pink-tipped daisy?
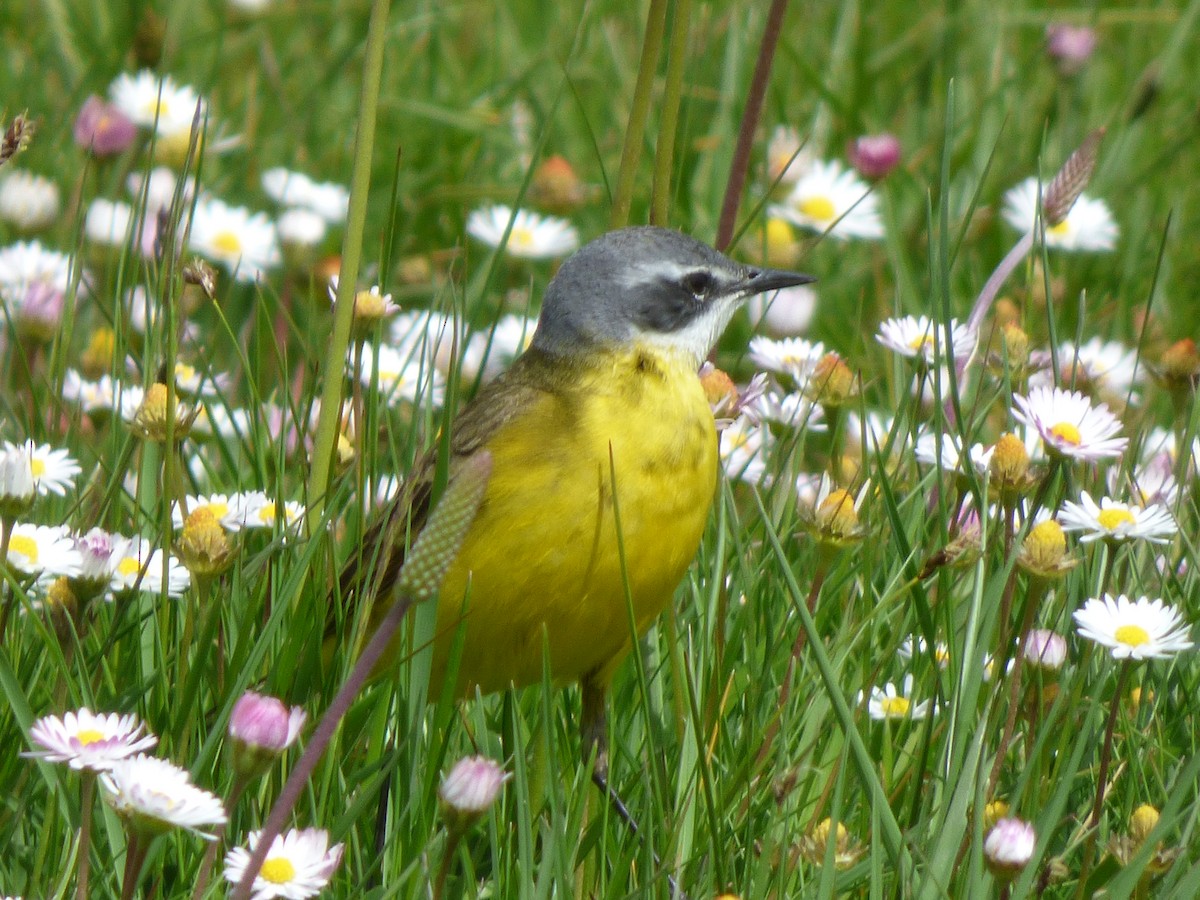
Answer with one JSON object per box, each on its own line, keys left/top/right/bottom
{"left": 876, "top": 315, "right": 977, "bottom": 366}
{"left": 223, "top": 827, "right": 344, "bottom": 900}
{"left": 26, "top": 708, "right": 158, "bottom": 771}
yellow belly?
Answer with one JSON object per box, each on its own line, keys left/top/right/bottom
{"left": 429, "top": 346, "right": 717, "bottom": 695}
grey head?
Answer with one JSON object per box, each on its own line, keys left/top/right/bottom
{"left": 531, "top": 226, "right": 815, "bottom": 366}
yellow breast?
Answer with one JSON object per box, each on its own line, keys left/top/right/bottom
{"left": 430, "top": 345, "right": 718, "bottom": 695}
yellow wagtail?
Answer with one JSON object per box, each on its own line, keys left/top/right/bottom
{"left": 344, "top": 224, "right": 814, "bottom": 773}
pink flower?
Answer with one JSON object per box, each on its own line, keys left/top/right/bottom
{"left": 228, "top": 691, "right": 305, "bottom": 778}
{"left": 74, "top": 96, "right": 137, "bottom": 157}
{"left": 847, "top": 133, "right": 901, "bottom": 179}
{"left": 1045, "top": 24, "right": 1097, "bottom": 75}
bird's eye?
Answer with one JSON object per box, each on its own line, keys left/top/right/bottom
{"left": 680, "top": 271, "right": 713, "bottom": 298}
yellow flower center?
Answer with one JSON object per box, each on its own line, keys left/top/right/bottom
{"left": 879, "top": 696, "right": 910, "bottom": 717}
{"left": 75, "top": 729, "right": 105, "bottom": 746}
{"left": 201, "top": 502, "right": 229, "bottom": 520}
{"left": 353, "top": 289, "right": 389, "bottom": 320}
{"left": 117, "top": 556, "right": 142, "bottom": 578}
{"left": 990, "top": 433, "right": 1030, "bottom": 485}
{"left": 798, "top": 195, "right": 836, "bottom": 222}
{"left": 765, "top": 217, "right": 795, "bottom": 251}
{"left": 141, "top": 99, "right": 166, "bottom": 119}
{"left": 1097, "top": 508, "right": 1136, "bottom": 530}
{"left": 257, "top": 502, "right": 277, "bottom": 524}
{"left": 817, "top": 488, "right": 859, "bottom": 536}
{"left": 212, "top": 230, "right": 243, "bottom": 256}
{"left": 1114, "top": 624, "right": 1150, "bottom": 647}
{"left": 1022, "top": 519, "right": 1067, "bottom": 569}
{"left": 908, "top": 334, "right": 933, "bottom": 352}
{"left": 30, "top": 458, "right": 45, "bottom": 477}
{"left": 1048, "top": 421, "right": 1081, "bottom": 445}
{"left": 1130, "top": 804, "right": 1160, "bottom": 842}
{"left": 9, "top": 535, "right": 37, "bottom": 564}
{"left": 1047, "top": 220, "right": 1071, "bottom": 238}
{"left": 260, "top": 856, "right": 296, "bottom": 885}
{"left": 510, "top": 226, "right": 535, "bottom": 249}
{"left": 176, "top": 363, "right": 196, "bottom": 383}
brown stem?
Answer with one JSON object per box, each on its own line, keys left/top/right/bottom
{"left": 75, "top": 772, "right": 96, "bottom": 900}
{"left": 715, "top": 0, "right": 790, "bottom": 251}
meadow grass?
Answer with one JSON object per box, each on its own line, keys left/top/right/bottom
{"left": 2, "top": 0, "right": 1200, "bottom": 897}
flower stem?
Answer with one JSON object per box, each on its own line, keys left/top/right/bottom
{"left": 120, "top": 832, "right": 149, "bottom": 900}
{"left": 75, "top": 772, "right": 96, "bottom": 900}
{"left": 649, "top": 0, "right": 691, "bottom": 226}
{"left": 609, "top": 0, "right": 669, "bottom": 230}
{"left": 192, "top": 776, "right": 248, "bottom": 900}
{"left": 432, "top": 829, "right": 464, "bottom": 900}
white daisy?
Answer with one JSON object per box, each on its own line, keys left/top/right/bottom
{"left": 174, "top": 361, "right": 230, "bottom": 397}
{"left": 765, "top": 125, "right": 812, "bottom": 187}
{"left": 188, "top": 196, "right": 281, "bottom": 283}
{"left": 354, "top": 343, "right": 447, "bottom": 408}
{"left": 1030, "top": 338, "right": 1141, "bottom": 401}
{"left": 276, "top": 208, "right": 328, "bottom": 250}
{"left": 192, "top": 404, "right": 254, "bottom": 442}
{"left": 897, "top": 636, "right": 952, "bottom": 669}
{"left": 223, "top": 827, "right": 344, "bottom": 900}
{"left": 846, "top": 410, "right": 902, "bottom": 456}
{"left": 108, "top": 537, "right": 191, "bottom": 598}
{"left": 913, "top": 431, "right": 992, "bottom": 477}
{"left": 84, "top": 198, "right": 137, "bottom": 248}
{"left": 769, "top": 159, "right": 883, "bottom": 240}
{"left": 1121, "top": 452, "right": 1178, "bottom": 507}
{"left": 127, "top": 167, "right": 195, "bottom": 214}
{"left": 1012, "top": 385, "right": 1127, "bottom": 462}
{"left": 1059, "top": 491, "right": 1175, "bottom": 544}
{"left": 0, "top": 444, "right": 35, "bottom": 513}
{"left": 171, "top": 494, "right": 246, "bottom": 531}
{"left": 108, "top": 70, "right": 205, "bottom": 137}
{"left": 0, "top": 240, "right": 76, "bottom": 309}
{"left": 25, "top": 708, "right": 157, "bottom": 771}
{"left": 466, "top": 204, "right": 579, "bottom": 259}
{"left": 719, "top": 415, "right": 770, "bottom": 483}
{"left": 7, "top": 524, "right": 82, "bottom": 579}
{"left": 388, "top": 308, "right": 456, "bottom": 367}
{"left": 1001, "top": 176, "right": 1117, "bottom": 251}
{"left": 0, "top": 170, "right": 61, "bottom": 231}
{"left": 261, "top": 168, "right": 349, "bottom": 223}
{"left": 100, "top": 754, "right": 226, "bottom": 838}
{"left": 1, "top": 440, "right": 81, "bottom": 497}
{"left": 236, "top": 492, "right": 303, "bottom": 531}
{"left": 746, "top": 336, "right": 825, "bottom": 384}
{"left": 752, "top": 388, "right": 826, "bottom": 431}
{"left": 1073, "top": 594, "right": 1193, "bottom": 660}
{"left": 862, "top": 674, "right": 932, "bottom": 720}
{"left": 876, "top": 315, "right": 977, "bottom": 365}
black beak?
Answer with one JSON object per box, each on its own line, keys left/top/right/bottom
{"left": 740, "top": 267, "right": 817, "bottom": 296}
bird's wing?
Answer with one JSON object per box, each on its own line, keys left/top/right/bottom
{"left": 335, "top": 355, "right": 556, "bottom": 625}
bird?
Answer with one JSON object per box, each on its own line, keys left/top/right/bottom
{"left": 340, "top": 224, "right": 814, "bottom": 776}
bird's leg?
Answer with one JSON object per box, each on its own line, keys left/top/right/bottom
{"left": 581, "top": 676, "right": 689, "bottom": 900}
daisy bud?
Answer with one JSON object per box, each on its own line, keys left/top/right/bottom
{"left": 177, "top": 507, "right": 235, "bottom": 577}
{"left": 73, "top": 96, "right": 137, "bottom": 157}
{"left": 1045, "top": 24, "right": 1097, "bottom": 75}
{"left": 43, "top": 576, "right": 80, "bottom": 644}
{"left": 438, "top": 756, "right": 509, "bottom": 835}
{"left": 999, "top": 323, "right": 1030, "bottom": 373}
{"left": 1, "top": 113, "right": 36, "bottom": 167}
{"left": 182, "top": 258, "right": 217, "bottom": 301}
{"left": 228, "top": 691, "right": 306, "bottom": 779}
{"left": 988, "top": 433, "right": 1032, "bottom": 504}
{"left": 699, "top": 365, "right": 738, "bottom": 411}
{"left": 816, "top": 488, "right": 860, "bottom": 540}
{"left": 798, "top": 817, "right": 866, "bottom": 869}
{"left": 130, "top": 383, "right": 192, "bottom": 443}
{"left": 531, "top": 154, "right": 587, "bottom": 213}
{"left": 1023, "top": 629, "right": 1068, "bottom": 672}
{"left": 80, "top": 327, "right": 117, "bottom": 379}
{"left": 1157, "top": 338, "right": 1200, "bottom": 400}
{"left": 805, "top": 352, "right": 857, "bottom": 408}
{"left": 1018, "top": 518, "right": 1074, "bottom": 579}
{"left": 847, "top": 133, "right": 901, "bottom": 179}
{"left": 984, "top": 817, "right": 1036, "bottom": 882}
{"left": 1129, "top": 804, "right": 1160, "bottom": 845}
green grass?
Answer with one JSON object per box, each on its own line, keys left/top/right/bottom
{"left": 3, "top": 0, "right": 1200, "bottom": 897}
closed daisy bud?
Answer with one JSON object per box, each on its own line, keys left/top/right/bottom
{"left": 1000, "top": 323, "right": 1030, "bottom": 373}
{"left": 438, "top": 756, "right": 509, "bottom": 834}
{"left": 74, "top": 95, "right": 137, "bottom": 157}
{"left": 228, "top": 691, "right": 306, "bottom": 779}
{"left": 1129, "top": 805, "right": 1160, "bottom": 844}
{"left": 984, "top": 817, "right": 1036, "bottom": 882}
{"left": 1018, "top": 517, "right": 1075, "bottom": 579}
{"left": 1023, "top": 629, "right": 1067, "bottom": 672}
{"left": 42, "top": 576, "right": 80, "bottom": 644}
{"left": 847, "top": 133, "right": 901, "bottom": 179}
{"left": 530, "top": 154, "right": 587, "bottom": 213}
{"left": 177, "top": 507, "right": 235, "bottom": 577}
{"left": 988, "top": 433, "right": 1034, "bottom": 505}
{"left": 804, "top": 352, "right": 857, "bottom": 408}
{"left": 797, "top": 817, "right": 866, "bottom": 869}
{"left": 1158, "top": 338, "right": 1200, "bottom": 382}
{"left": 130, "top": 383, "right": 192, "bottom": 442}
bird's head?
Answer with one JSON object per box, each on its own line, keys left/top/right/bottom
{"left": 531, "top": 226, "right": 816, "bottom": 368}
